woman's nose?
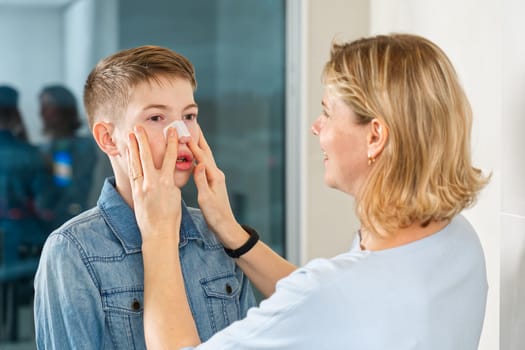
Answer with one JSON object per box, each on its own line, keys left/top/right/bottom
{"left": 311, "top": 118, "right": 320, "bottom": 136}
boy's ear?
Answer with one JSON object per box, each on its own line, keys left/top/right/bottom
{"left": 367, "top": 118, "right": 388, "bottom": 159}
{"left": 93, "top": 121, "right": 120, "bottom": 156}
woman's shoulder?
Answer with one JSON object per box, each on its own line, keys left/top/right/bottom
{"left": 285, "top": 214, "right": 485, "bottom": 292}
{"left": 409, "top": 214, "right": 485, "bottom": 260}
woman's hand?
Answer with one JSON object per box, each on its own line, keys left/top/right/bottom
{"left": 129, "top": 126, "right": 200, "bottom": 349}
{"left": 128, "top": 126, "right": 182, "bottom": 243}
{"left": 188, "top": 127, "right": 239, "bottom": 239}
{"left": 189, "top": 126, "right": 297, "bottom": 297}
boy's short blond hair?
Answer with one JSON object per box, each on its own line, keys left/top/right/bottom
{"left": 323, "top": 34, "right": 489, "bottom": 235}
{"left": 84, "top": 45, "right": 196, "bottom": 128}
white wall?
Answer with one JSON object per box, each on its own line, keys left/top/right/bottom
{"left": 0, "top": 7, "right": 63, "bottom": 143}
{"left": 0, "top": 0, "right": 118, "bottom": 141}
{"left": 500, "top": 0, "right": 525, "bottom": 348}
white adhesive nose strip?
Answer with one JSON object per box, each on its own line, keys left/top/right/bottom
{"left": 164, "top": 120, "right": 191, "bottom": 139}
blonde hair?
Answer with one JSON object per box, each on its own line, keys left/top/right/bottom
{"left": 323, "top": 34, "right": 489, "bottom": 235}
{"left": 83, "top": 45, "right": 196, "bottom": 128}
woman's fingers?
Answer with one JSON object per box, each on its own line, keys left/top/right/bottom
{"left": 187, "top": 137, "right": 206, "bottom": 165}
{"left": 128, "top": 131, "right": 144, "bottom": 186}
{"left": 187, "top": 131, "right": 217, "bottom": 187}
{"left": 187, "top": 125, "right": 216, "bottom": 167}
{"left": 128, "top": 133, "right": 144, "bottom": 194}
{"left": 128, "top": 125, "right": 183, "bottom": 242}
{"left": 133, "top": 125, "right": 155, "bottom": 181}
{"left": 161, "top": 127, "right": 179, "bottom": 176}
{"left": 197, "top": 127, "right": 217, "bottom": 166}
{"left": 192, "top": 163, "right": 210, "bottom": 196}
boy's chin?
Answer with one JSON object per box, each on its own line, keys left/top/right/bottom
{"left": 173, "top": 172, "right": 192, "bottom": 188}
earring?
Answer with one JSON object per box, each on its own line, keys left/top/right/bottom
{"left": 367, "top": 152, "right": 375, "bottom": 166}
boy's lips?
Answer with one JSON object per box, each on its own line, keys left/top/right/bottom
{"left": 176, "top": 151, "right": 194, "bottom": 171}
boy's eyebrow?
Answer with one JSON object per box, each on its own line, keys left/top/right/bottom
{"left": 183, "top": 103, "right": 199, "bottom": 110}
{"left": 142, "top": 103, "right": 199, "bottom": 111}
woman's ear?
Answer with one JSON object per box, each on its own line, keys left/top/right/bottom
{"left": 93, "top": 121, "right": 120, "bottom": 156}
{"left": 367, "top": 119, "right": 388, "bottom": 160}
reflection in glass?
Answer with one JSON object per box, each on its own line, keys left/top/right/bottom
{"left": 0, "top": 0, "right": 285, "bottom": 347}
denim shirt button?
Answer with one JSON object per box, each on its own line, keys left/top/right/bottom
{"left": 225, "top": 283, "right": 233, "bottom": 295}
{"left": 132, "top": 299, "right": 141, "bottom": 311}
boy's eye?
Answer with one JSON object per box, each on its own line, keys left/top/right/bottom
{"left": 183, "top": 113, "right": 197, "bottom": 121}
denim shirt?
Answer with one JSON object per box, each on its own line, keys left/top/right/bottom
{"left": 34, "top": 177, "right": 256, "bottom": 350}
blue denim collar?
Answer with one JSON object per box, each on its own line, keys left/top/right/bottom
{"left": 97, "top": 177, "right": 203, "bottom": 253}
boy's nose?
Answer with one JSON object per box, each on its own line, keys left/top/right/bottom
{"left": 178, "top": 136, "right": 191, "bottom": 144}
{"left": 164, "top": 120, "right": 191, "bottom": 140}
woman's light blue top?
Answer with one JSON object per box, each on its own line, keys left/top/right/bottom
{"left": 184, "top": 214, "right": 487, "bottom": 349}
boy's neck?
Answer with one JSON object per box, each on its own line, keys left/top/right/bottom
{"left": 113, "top": 170, "right": 135, "bottom": 209}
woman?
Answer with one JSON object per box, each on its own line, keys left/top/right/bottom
{"left": 128, "top": 34, "right": 490, "bottom": 349}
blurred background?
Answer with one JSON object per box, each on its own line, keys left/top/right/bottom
{"left": 1, "top": 0, "right": 523, "bottom": 349}
{"left": 1, "top": 0, "right": 287, "bottom": 347}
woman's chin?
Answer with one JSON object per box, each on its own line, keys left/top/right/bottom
{"left": 324, "top": 175, "right": 337, "bottom": 189}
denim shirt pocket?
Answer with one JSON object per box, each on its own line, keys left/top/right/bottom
{"left": 102, "top": 288, "right": 145, "bottom": 350}
{"left": 200, "top": 273, "right": 242, "bottom": 333}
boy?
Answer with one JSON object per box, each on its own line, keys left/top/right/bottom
{"left": 34, "top": 46, "right": 256, "bottom": 349}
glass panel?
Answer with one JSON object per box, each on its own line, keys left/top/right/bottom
{"left": 0, "top": 0, "right": 285, "bottom": 347}
{"left": 120, "top": 0, "right": 286, "bottom": 255}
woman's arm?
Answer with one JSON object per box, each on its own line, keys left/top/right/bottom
{"left": 128, "top": 126, "right": 200, "bottom": 349}
{"left": 207, "top": 221, "right": 296, "bottom": 297}
{"left": 141, "top": 239, "right": 199, "bottom": 349}
{"left": 188, "top": 129, "right": 297, "bottom": 297}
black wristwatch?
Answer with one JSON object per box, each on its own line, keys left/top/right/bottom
{"left": 224, "top": 225, "right": 260, "bottom": 259}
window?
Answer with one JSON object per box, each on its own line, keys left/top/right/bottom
{"left": 0, "top": 0, "right": 285, "bottom": 347}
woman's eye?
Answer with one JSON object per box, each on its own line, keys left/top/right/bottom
{"left": 183, "top": 113, "right": 197, "bottom": 121}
